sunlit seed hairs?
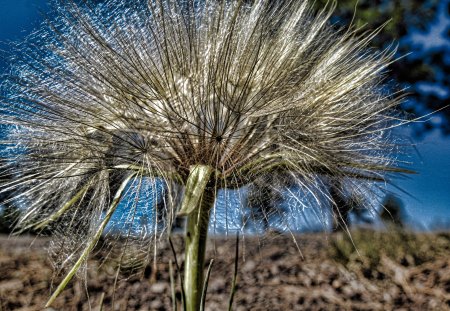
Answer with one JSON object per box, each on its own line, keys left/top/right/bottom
{"left": 1, "top": 0, "right": 408, "bottom": 271}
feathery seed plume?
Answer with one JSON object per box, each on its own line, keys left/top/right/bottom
{"left": 0, "top": 0, "right": 409, "bottom": 308}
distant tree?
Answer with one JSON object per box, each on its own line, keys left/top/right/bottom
{"left": 330, "top": 182, "right": 373, "bottom": 232}
{"left": 380, "top": 194, "right": 405, "bottom": 227}
{"left": 245, "top": 173, "right": 289, "bottom": 231}
{"left": 317, "top": 0, "right": 449, "bottom": 134}
{"left": 351, "top": 203, "right": 374, "bottom": 225}
{"left": 0, "top": 204, "right": 20, "bottom": 234}
{"left": 0, "top": 169, "right": 20, "bottom": 234}
{"left": 329, "top": 182, "right": 352, "bottom": 232}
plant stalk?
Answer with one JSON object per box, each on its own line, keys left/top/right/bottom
{"left": 182, "top": 165, "right": 215, "bottom": 311}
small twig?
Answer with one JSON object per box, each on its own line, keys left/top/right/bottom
{"left": 169, "top": 259, "right": 177, "bottom": 311}
{"left": 169, "top": 236, "right": 186, "bottom": 311}
{"left": 200, "top": 259, "right": 215, "bottom": 311}
{"left": 227, "top": 232, "right": 239, "bottom": 311}
{"left": 111, "top": 263, "right": 121, "bottom": 311}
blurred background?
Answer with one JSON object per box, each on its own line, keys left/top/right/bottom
{"left": 315, "top": 0, "right": 450, "bottom": 231}
{"left": 0, "top": 0, "right": 449, "bottom": 233}
{"left": 317, "top": 0, "right": 450, "bottom": 232}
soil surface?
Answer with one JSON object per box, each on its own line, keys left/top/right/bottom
{"left": 0, "top": 232, "right": 449, "bottom": 311}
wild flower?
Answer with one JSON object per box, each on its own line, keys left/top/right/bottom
{"left": 0, "top": 0, "right": 410, "bottom": 309}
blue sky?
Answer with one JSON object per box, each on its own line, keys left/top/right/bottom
{"left": 391, "top": 127, "right": 450, "bottom": 229}
{"left": 0, "top": 0, "right": 449, "bottom": 231}
{"left": 0, "top": 0, "right": 48, "bottom": 44}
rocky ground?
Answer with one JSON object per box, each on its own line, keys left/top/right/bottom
{"left": 0, "top": 230, "right": 449, "bottom": 311}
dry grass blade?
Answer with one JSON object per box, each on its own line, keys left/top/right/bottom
{"left": 98, "top": 292, "right": 105, "bottom": 311}
{"left": 169, "top": 259, "right": 177, "bottom": 311}
{"left": 169, "top": 236, "right": 186, "bottom": 311}
{"left": 45, "top": 173, "right": 136, "bottom": 307}
{"left": 228, "top": 233, "right": 240, "bottom": 311}
{"left": 200, "top": 259, "right": 215, "bottom": 311}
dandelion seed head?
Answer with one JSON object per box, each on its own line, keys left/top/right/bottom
{"left": 1, "top": 0, "right": 408, "bottom": 273}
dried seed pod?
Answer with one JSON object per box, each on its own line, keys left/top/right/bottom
{"left": 0, "top": 0, "right": 409, "bottom": 298}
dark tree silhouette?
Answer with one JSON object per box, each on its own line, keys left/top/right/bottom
{"left": 244, "top": 172, "right": 292, "bottom": 231}
{"left": 380, "top": 194, "right": 405, "bottom": 227}
{"left": 317, "top": 0, "right": 449, "bottom": 134}
{"left": 246, "top": 0, "right": 446, "bottom": 233}
{"left": 0, "top": 202, "right": 20, "bottom": 234}
{"left": 330, "top": 182, "right": 373, "bottom": 232}
{"left": 330, "top": 183, "right": 352, "bottom": 232}
{"left": 0, "top": 168, "right": 20, "bottom": 234}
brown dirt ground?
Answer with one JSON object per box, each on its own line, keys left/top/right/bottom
{"left": 0, "top": 232, "right": 449, "bottom": 311}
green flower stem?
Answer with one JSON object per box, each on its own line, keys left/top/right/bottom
{"left": 181, "top": 165, "right": 215, "bottom": 311}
